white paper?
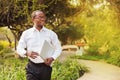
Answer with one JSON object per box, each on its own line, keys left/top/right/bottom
{"left": 28, "top": 40, "right": 55, "bottom": 63}
{"left": 39, "top": 40, "right": 55, "bottom": 60}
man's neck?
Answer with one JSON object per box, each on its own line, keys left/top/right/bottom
{"left": 35, "top": 25, "right": 43, "bottom": 31}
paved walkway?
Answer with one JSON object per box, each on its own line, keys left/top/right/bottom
{"left": 77, "top": 60, "right": 120, "bottom": 80}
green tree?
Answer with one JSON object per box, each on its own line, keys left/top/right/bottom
{"left": 0, "top": 0, "right": 81, "bottom": 40}
{"left": 75, "top": 0, "right": 120, "bottom": 55}
{"left": 55, "top": 22, "right": 84, "bottom": 45}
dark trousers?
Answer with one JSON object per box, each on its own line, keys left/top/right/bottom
{"left": 25, "top": 60, "right": 52, "bottom": 80}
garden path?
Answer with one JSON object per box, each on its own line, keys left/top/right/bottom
{"left": 77, "top": 60, "right": 120, "bottom": 80}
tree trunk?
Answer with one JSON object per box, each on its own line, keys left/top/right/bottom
{"left": 5, "top": 34, "right": 12, "bottom": 48}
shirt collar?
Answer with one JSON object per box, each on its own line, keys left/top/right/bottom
{"left": 32, "top": 25, "right": 46, "bottom": 32}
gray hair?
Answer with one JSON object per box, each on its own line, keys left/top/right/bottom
{"left": 31, "top": 10, "right": 45, "bottom": 19}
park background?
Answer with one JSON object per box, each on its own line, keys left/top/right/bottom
{"left": 0, "top": 0, "right": 120, "bottom": 80}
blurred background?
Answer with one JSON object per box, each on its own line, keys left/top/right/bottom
{"left": 0, "top": 0, "right": 120, "bottom": 80}
{"left": 0, "top": 0, "right": 120, "bottom": 65}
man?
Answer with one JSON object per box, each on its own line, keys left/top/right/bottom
{"left": 17, "top": 10, "right": 62, "bottom": 80}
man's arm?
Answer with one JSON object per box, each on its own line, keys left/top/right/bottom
{"left": 17, "top": 32, "right": 39, "bottom": 58}
{"left": 17, "top": 32, "right": 27, "bottom": 57}
{"left": 51, "top": 33, "right": 62, "bottom": 60}
{"left": 44, "top": 32, "right": 62, "bottom": 66}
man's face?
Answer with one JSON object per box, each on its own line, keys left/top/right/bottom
{"left": 33, "top": 12, "right": 46, "bottom": 26}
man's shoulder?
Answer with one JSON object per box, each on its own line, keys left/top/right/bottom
{"left": 21, "top": 28, "right": 33, "bottom": 36}
{"left": 44, "top": 27, "right": 55, "bottom": 34}
{"left": 23, "top": 27, "right": 33, "bottom": 33}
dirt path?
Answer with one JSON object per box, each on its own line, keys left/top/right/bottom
{"left": 77, "top": 60, "right": 120, "bottom": 80}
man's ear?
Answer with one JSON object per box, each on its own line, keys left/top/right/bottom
{"left": 31, "top": 19, "right": 34, "bottom": 22}
{"left": 32, "top": 18, "right": 34, "bottom": 22}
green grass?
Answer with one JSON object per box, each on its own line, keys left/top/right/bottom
{"left": 70, "top": 54, "right": 107, "bottom": 61}
{"left": 0, "top": 58, "right": 27, "bottom": 80}
{"left": 52, "top": 59, "right": 89, "bottom": 80}
{"left": 0, "top": 57, "right": 88, "bottom": 80}
{"left": 71, "top": 54, "right": 120, "bottom": 67}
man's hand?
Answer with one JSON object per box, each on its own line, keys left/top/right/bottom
{"left": 26, "top": 51, "right": 39, "bottom": 59}
{"left": 44, "top": 57, "right": 54, "bottom": 66}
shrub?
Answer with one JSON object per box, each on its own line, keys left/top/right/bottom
{"left": 52, "top": 59, "right": 89, "bottom": 80}
{"left": 0, "top": 41, "right": 14, "bottom": 48}
{"left": 0, "top": 58, "right": 27, "bottom": 80}
{"left": 0, "top": 44, "right": 4, "bottom": 51}
{"left": 0, "top": 41, "right": 14, "bottom": 58}
{"left": 86, "top": 43, "right": 99, "bottom": 55}
{"left": 0, "top": 58, "right": 88, "bottom": 80}
{"left": 107, "top": 51, "right": 120, "bottom": 67}
{"left": 0, "top": 48, "right": 14, "bottom": 58}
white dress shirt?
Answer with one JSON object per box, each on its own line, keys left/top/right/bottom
{"left": 17, "top": 26, "right": 62, "bottom": 63}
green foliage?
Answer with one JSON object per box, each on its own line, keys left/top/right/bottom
{"left": 0, "top": 41, "right": 14, "bottom": 58}
{"left": 0, "top": 58, "right": 27, "bottom": 80}
{"left": 56, "top": 23, "right": 84, "bottom": 45}
{"left": 107, "top": 51, "right": 120, "bottom": 67}
{"left": 0, "top": 58, "right": 88, "bottom": 80}
{"left": 0, "top": 0, "right": 81, "bottom": 40}
{"left": 71, "top": 0, "right": 120, "bottom": 66}
{"left": 0, "top": 44, "right": 4, "bottom": 51}
{"left": 86, "top": 43, "right": 99, "bottom": 55}
{"left": 0, "top": 40, "right": 14, "bottom": 48}
{"left": 0, "top": 27, "right": 14, "bottom": 41}
{"left": 0, "top": 0, "right": 120, "bottom": 68}
{"left": 70, "top": 54, "right": 105, "bottom": 61}
{"left": 52, "top": 59, "right": 89, "bottom": 80}
{"left": 0, "top": 48, "right": 13, "bottom": 57}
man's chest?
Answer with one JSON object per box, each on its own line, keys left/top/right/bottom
{"left": 26, "top": 32, "right": 52, "bottom": 45}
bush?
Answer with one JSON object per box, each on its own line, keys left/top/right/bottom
{"left": 52, "top": 59, "right": 89, "bottom": 80}
{"left": 0, "top": 44, "right": 4, "bottom": 51}
{"left": 0, "top": 58, "right": 88, "bottom": 80}
{"left": 107, "top": 51, "right": 120, "bottom": 67}
{"left": 0, "top": 41, "right": 14, "bottom": 58}
{"left": 86, "top": 43, "right": 99, "bottom": 55}
{"left": 0, "top": 41, "right": 14, "bottom": 48}
{"left": 0, "top": 58, "right": 27, "bottom": 80}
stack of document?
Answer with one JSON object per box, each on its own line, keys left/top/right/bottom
{"left": 39, "top": 40, "right": 55, "bottom": 60}
{"left": 28, "top": 40, "right": 55, "bottom": 63}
